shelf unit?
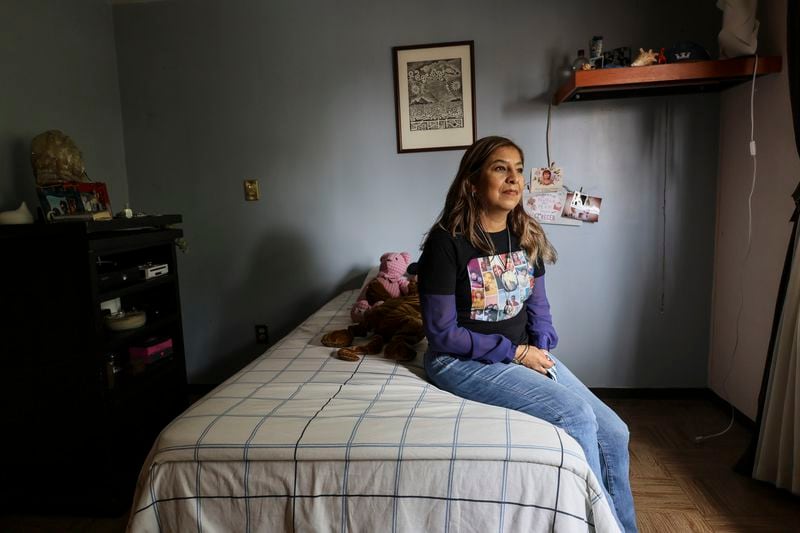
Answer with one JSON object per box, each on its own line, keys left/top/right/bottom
{"left": 553, "top": 56, "right": 782, "bottom": 105}
{"left": 0, "top": 215, "right": 188, "bottom": 514}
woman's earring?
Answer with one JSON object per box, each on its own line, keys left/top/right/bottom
{"left": 471, "top": 190, "right": 476, "bottom": 198}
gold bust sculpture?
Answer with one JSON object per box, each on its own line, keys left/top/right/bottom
{"left": 30, "top": 130, "right": 89, "bottom": 185}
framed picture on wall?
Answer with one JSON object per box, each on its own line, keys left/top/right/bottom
{"left": 392, "top": 41, "right": 476, "bottom": 153}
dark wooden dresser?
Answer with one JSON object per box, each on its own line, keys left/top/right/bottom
{"left": 0, "top": 215, "right": 188, "bottom": 514}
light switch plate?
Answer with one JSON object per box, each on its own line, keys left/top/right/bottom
{"left": 244, "top": 179, "right": 260, "bottom": 201}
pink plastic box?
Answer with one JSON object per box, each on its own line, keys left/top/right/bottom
{"left": 129, "top": 337, "right": 173, "bottom": 365}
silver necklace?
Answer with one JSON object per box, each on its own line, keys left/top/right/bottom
{"left": 478, "top": 222, "right": 512, "bottom": 259}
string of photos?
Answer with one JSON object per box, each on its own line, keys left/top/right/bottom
{"left": 522, "top": 104, "right": 603, "bottom": 226}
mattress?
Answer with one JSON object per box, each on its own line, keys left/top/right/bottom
{"left": 128, "top": 290, "right": 620, "bottom": 532}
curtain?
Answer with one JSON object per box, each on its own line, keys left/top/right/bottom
{"left": 750, "top": 0, "right": 800, "bottom": 495}
{"left": 753, "top": 229, "right": 800, "bottom": 493}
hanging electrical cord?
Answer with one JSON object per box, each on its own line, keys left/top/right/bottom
{"left": 546, "top": 103, "right": 553, "bottom": 167}
{"left": 662, "top": 102, "right": 669, "bottom": 312}
{"left": 696, "top": 54, "right": 759, "bottom": 443}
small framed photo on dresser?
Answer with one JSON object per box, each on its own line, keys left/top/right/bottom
{"left": 392, "top": 41, "right": 476, "bottom": 153}
{"left": 37, "top": 182, "right": 112, "bottom": 221}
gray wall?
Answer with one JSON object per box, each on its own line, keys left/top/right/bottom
{"left": 0, "top": 0, "right": 128, "bottom": 214}
{"left": 113, "top": 0, "right": 721, "bottom": 385}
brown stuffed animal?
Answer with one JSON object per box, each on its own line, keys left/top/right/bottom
{"left": 322, "top": 280, "right": 423, "bottom": 362}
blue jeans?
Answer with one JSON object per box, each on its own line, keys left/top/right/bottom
{"left": 424, "top": 352, "right": 637, "bottom": 533}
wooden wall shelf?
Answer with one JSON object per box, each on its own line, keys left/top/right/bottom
{"left": 553, "top": 56, "right": 782, "bottom": 105}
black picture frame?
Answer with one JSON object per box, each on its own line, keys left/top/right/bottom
{"left": 392, "top": 40, "right": 476, "bottom": 153}
{"left": 36, "top": 182, "right": 112, "bottom": 221}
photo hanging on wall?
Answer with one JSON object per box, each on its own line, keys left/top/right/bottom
{"left": 392, "top": 41, "right": 476, "bottom": 153}
{"left": 563, "top": 190, "right": 602, "bottom": 223}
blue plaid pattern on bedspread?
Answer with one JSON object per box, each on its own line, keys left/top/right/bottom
{"left": 128, "top": 290, "right": 620, "bottom": 533}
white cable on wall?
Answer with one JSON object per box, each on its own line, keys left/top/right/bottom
{"left": 696, "top": 54, "right": 759, "bottom": 443}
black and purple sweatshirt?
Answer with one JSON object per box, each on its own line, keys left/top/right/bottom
{"left": 418, "top": 226, "right": 558, "bottom": 364}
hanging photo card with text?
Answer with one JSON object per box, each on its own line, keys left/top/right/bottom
{"left": 522, "top": 189, "right": 581, "bottom": 227}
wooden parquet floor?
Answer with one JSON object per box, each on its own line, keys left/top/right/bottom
{"left": 605, "top": 396, "right": 800, "bottom": 533}
{"left": 1, "top": 395, "right": 797, "bottom": 532}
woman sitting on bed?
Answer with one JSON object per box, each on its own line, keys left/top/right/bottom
{"left": 417, "top": 136, "right": 637, "bottom": 533}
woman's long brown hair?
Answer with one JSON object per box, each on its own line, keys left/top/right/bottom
{"left": 424, "top": 136, "right": 557, "bottom": 264}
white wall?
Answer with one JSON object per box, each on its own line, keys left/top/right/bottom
{"left": 0, "top": 0, "right": 128, "bottom": 213}
{"left": 709, "top": 0, "right": 800, "bottom": 419}
{"left": 113, "top": 0, "right": 721, "bottom": 384}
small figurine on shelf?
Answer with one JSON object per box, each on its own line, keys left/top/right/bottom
{"left": 665, "top": 41, "right": 711, "bottom": 62}
{"left": 631, "top": 48, "right": 658, "bottom": 67}
{"left": 589, "top": 36, "right": 604, "bottom": 68}
{"left": 589, "top": 36, "right": 603, "bottom": 60}
{"left": 601, "top": 47, "right": 632, "bottom": 68}
{"left": 657, "top": 47, "right": 667, "bottom": 64}
{"left": 571, "top": 49, "right": 590, "bottom": 71}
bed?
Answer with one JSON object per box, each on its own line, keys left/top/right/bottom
{"left": 127, "top": 290, "right": 620, "bottom": 532}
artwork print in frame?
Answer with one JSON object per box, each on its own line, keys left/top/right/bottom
{"left": 393, "top": 41, "right": 476, "bottom": 153}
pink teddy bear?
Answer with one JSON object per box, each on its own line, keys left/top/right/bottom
{"left": 350, "top": 252, "right": 412, "bottom": 322}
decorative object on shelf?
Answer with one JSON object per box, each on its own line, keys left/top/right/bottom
{"left": 392, "top": 41, "right": 476, "bottom": 153}
{"left": 658, "top": 47, "right": 668, "bottom": 65}
{"left": 601, "top": 47, "right": 632, "bottom": 68}
{"left": 37, "top": 181, "right": 112, "bottom": 222}
{"left": 588, "top": 35, "right": 604, "bottom": 68}
{"left": 31, "top": 129, "right": 115, "bottom": 223}
{"left": 631, "top": 48, "right": 659, "bottom": 67}
{"left": 581, "top": 62, "right": 595, "bottom": 71}
{"left": 590, "top": 36, "right": 604, "bottom": 62}
{"left": 665, "top": 41, "right": 711, "bottom": 62}
{"left": 0, "top": 201, "right": 34, "bottom": 225}
{"left": 30, "top": 130, "right": 89, "bottom": 185}
{"left": 105, "top": 310, "right": 147, "bottom": 331}
{"left": 572, "top": 49, "right": 590, "bottom": 71}
{"left": 553, "top": 56, "right": 782, "bottom": 104}
{"left": 718, "top": 0, "right": 759, "bottom": 58}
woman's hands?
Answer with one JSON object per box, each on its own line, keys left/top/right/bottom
{"left": 514, "top": 345, "right": 554, "bottom": 375}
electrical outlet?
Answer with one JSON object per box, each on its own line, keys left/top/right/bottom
{"left": 244, "top": 179, "right": 260, "bottom": 201}
{"left": 255, "top": 324, "right": 269, "bottom": 345}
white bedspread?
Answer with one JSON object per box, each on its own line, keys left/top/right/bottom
{"left": 128, "top": 290, "right": 620, "bottom": 532}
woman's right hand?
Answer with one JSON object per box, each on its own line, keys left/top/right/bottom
{"left": 515, "top": 345, "right": 554, "bottom": 375}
